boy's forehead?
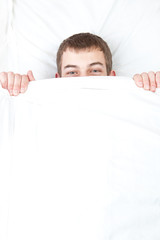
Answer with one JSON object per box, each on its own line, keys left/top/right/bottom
{"left": 61, "top": 47, "right": 105, "bottom": 65}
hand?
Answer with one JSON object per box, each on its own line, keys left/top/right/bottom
{"left": 133, "top": 71, "right": 160, "bottom": 92}
{"left": 0, "top": 70, "right": 35, "bottom": 96}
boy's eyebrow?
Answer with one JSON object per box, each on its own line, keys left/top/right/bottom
{"left": 89, "top": 62, "right": 104, "bottom": 67}
{"left": 64, "top": 62, "right": 104, "bottom": 69}
{"left": 64, "top": 64, "right": 78, "bottom": 69}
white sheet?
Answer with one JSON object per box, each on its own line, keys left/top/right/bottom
{"left": 0, "top": 77, "right": 160, "bottom": 240}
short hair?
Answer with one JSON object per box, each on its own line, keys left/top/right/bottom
{"left": 56, "top": 32, "right": 112, "bottom": 76}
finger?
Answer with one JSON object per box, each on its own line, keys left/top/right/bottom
{"left": 141, "top": 72, "right": 150, "bottom": 90}
{"left": 13, "top": 74, "right": 22, "bottom": 96}
{"left": 20, "top": 75, "right": 29, "bottom": 93}
{"left": 7, "top": 72, "right": 15, "bottom": 95}
{"left": 27, "top": 70, "right": 35, "bottom": 81}
{"left": 133, "top": 74, "right": 144, "bottom": 88}
{"left": 156, "top": 71, "right": 160, "bottom": 88}
{"left": 148, "top": 71, "right": 156, "bottom": 92}
{"left": 0, "top": 72, "right": 8, "bottom": 89}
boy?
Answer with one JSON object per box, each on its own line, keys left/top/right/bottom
{"left": 0, "top": 33, "right": 160, "bottom": 96}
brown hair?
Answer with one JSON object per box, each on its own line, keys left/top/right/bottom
{"left": 56, "top": 32, "right": 112, "bottom": 76}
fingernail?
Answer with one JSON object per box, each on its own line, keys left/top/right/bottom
{"left": 151, "top": 86, "right": 156, "bottom": 92}
{"left": 13, "top": 90, "right": 18, "bottom": 95}
{"left": 138, "top": 82, "right": 143, "bottom": 87}
{"left": 20, "top": 88, "right": 25, "bottom": 93}
{"left": 10, "top": 90, "right": 13, "bottom": 95}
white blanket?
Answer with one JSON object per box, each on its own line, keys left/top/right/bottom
{"left": 0, "top": 77, "right": 160, "bottom": 240}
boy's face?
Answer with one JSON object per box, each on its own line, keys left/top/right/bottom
{"left": 57, "top": 48, "right": 111, "bottom": 78}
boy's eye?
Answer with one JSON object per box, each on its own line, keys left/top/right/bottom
{"left": 90, "top": 69, "right": 102, "bottom": 73}
{"left": 67, "top": 71, "right": 77, "bottom": 75}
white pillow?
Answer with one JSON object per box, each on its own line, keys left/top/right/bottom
{"left": 0, "top": 0, "right": 160, "bottom": 78}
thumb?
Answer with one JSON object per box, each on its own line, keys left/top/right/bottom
{"left": 27, "top": 70, "right": 35, "bottom": 81}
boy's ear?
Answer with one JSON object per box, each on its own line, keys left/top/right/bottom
{"left": 109, "top": 70, "right": 116, "bottom": 76}
{"left": 55, "top": 72, "right": 60, "bottom": 78}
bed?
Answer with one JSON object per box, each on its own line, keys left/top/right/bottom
{"left": 0, "top": 1, "right": 160, "bottom": 239}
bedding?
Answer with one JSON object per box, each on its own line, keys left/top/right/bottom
{"left": 0, "top": 76, "right": 160, "bottom": 240}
